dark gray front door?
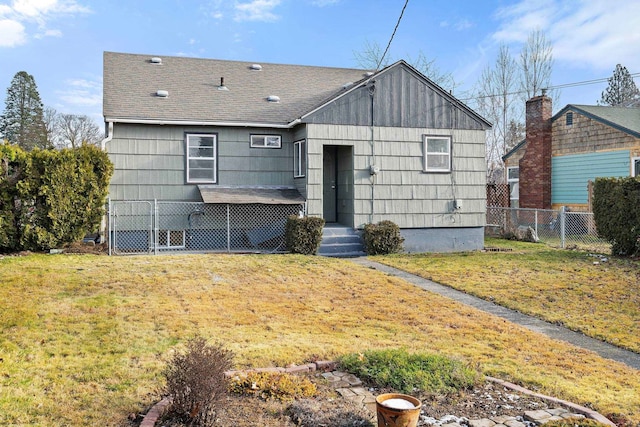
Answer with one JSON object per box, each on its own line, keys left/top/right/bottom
{"left": 323, "top": 146, "right": 337, "bottom": 222}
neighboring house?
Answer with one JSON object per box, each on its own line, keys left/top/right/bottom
{"left": 503, "top": 95, "right": 640, "bottom": 211}
{"left": 102, "top": 52, "right": 490, "bottom": 253}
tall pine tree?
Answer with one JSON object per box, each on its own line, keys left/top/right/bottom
{"left": 600, "top": 64, "right": 640, "bottom": 106}
{"left": 0, "top": 71, "right": 50, "bottom": 150}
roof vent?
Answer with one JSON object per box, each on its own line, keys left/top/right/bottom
{"left": 156, "top": 90, "right": 169, "bottom": 97}
{"left": 266, "top": 95, "right": 280, "bottom": 103}
{"left": 150, "top": 57, "right": 162, "bottom": 64}
{"left": 218, "top": 77, "right": 229, "bottom": 91}
{"left": 364, "top": 71, "right": 374, "bottom": 77}
{"left": 250, "top": 64, "right": 263, "bottom": 71}
{"left": 342, "top": 82, "right": 353, "bottom": 89}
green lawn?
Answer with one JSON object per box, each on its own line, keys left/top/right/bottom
{"left": 0, "top": 251, "right": 639, "bottom": 425}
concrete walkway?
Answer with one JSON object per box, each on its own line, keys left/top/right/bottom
{"left": 350, "top": 258, "right": 640, "bottom": 371}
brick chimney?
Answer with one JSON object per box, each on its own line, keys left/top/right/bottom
{"left": 519, "top": 94, "right": 552, "bottom": 209}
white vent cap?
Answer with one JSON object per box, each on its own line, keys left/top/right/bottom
{"left": 364, "top": 71, "right": 374, "bottom": 77}
{"left": 150, "top": 57, "right": 162, "bottom": 64}
{"left": 342, "top": 82, "right": 353, "bottom": 89}
{"left": 250, "top": 64, "right": 263, "bottom": 70}
{"left": 266, "top": 95, "right": 280, "bottom": 103}
{"left": 156, "top": 90, "right": 169, "bottom": 97}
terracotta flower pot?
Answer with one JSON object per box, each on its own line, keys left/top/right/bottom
{"left": 375, "top": 393, "right": 422, "bottom": 427}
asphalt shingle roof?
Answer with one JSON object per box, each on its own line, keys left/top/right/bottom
{"left": 103, "top": 52, "right": 373, "bottom": 126}
{"left": 557, "top": 104, "right": 640, "bottom": 137}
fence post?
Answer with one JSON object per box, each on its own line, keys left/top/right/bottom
{"left": 534, "top": 209, "right": 538, "bottom": 238}
{"left": 226, "top": 204, "right": 231, "bottom": 252}
{"left": 108, "top": 198, "right": 112, "bottom": 256}
{"left": 154, "top": 199, "right": 158, "bottom": 255}
{"left": 560, "top": 206, "right": 566, "bottom": 249}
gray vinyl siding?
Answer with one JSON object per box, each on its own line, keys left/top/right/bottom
{"left": 305, "top": 124, "right": 486, "bottom": 229}
{"left": 303, "top": 65, "right": 487, "bottom": 131}
{"left": 107, "top": 123, "right": 296, "bottom": 201}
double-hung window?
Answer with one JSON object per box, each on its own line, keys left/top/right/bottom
{"left": 633, "top": 157, "right": 640, "bottom": 177}
{"left": 186, "top": 133, "right": 217, "bottom": 183}
{"left": 423, "top": 135, "right": 451, "bottom": 172}
{"left": 294, "top": 139, "right": 306, "bottom": 178}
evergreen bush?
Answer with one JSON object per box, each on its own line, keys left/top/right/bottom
{"left": 285, "top": 215, "right": 325, "bottom": 255}
{"left": 593, "top": 177, "right": 640, "bottom": 256}
{"left": 0, "top": 142, "right": 113, "bottom": 252}
{"left": 362, "top": 220, "right": 404, "bottom": 255}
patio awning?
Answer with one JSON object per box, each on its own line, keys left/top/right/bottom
{"left": 198, "top": 186, "right": 306, "bottom": 205}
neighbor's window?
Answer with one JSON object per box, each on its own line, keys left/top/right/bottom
{"left": 507, "top": 166, "right": 520, "bottom": 208}
{"left": 294, "top": 139, "right": 306, "bottom": 178}
{"left": 423, "top": 135, "right": 451, "bottom": 172}
{"left": 633, "top": 157, "right": 640, "bottom": 177}
{"left": 251, "top": 134, "right": 281, "bottom": 148}
{"left": 186, "top": 133, "right": 217, "bottom": 183}
{"left": 566, "top": 112, "right": 573, "bottom": 126}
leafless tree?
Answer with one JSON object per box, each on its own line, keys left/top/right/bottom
{"left": 353, "top": 40, "right": 457, "bottom": 92}
{"left": 55, "top": 113, "right": 103, "bottom": 148}
{"left": 473, "top": 45, "right": 520, "bottom": 182}
{"left": 519, "top": 29, "right": 555, "bottom": 101}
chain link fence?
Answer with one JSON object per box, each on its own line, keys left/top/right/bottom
{"left": 108, "top": 200, "right": 304, "bottom": 255}
{"left": 486, "top": 206, "right": 610, "bottom": 253}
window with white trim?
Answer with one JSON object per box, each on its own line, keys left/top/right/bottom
{"left": 186, "top": 134, "right": 216, "bottom": 183}
{"left": 633, "top": 157, "right": 640, "bottom": 177}
{"left": 251, "top": 134, "right": 281, "bottom": 148}
{"left": 294, "top": 139, "right": 306, "bottom": 178}
{"left": 423, "top": 135, "right": 451, "bottom": 172}
{"left": 507, "top": 166, "right": 520, "bottom": 208}
{"left": 158, "top": 230, "right": 186, "bottom": 249}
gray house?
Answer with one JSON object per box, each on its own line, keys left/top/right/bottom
{"left": 102, "top": 51, "right": 490, "bottom": 254}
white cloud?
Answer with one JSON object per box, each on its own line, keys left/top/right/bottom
{"left": 56, "top": 78, "right": 101, "bottom": 109}
{"left": 0, "top": 19, "right": 26, "bottom": 47}
{"left": 492, "top": 0, "right": 640, "bottom": 72}
{"left": 0, "top": 0, "right": 91, "bottom": 47}
{"left": 234, "top": 0, "right": 281, "bottom": 22}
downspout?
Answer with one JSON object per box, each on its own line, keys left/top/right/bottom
{"left": 369, "top": 82, "right": 376, "bottom": 224}
{"left": 100, "top": 121, "right": 113, "bottom": 246}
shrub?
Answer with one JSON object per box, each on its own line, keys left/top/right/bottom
{"left": 228, "top": 371, "right": 317, "bottom": 402}
{"left": 593, "top": 177, "right": 640, "bottom": 256}
{"left": 163, "top": 337, "right": 233, "bottom": 426}
{"left": 339, "top": 348, "right": 479, "bottom": 395}
{"left": 285, "top": 215, "right": 325, "bottom": 255}
{"left": 0, "top": 143, "right": 113, "bottom": 252}
{"left": 362, "top": 220, "right": 404, "bottom": 255}
{"left": 542, "top": 417, "right": 609, "bottom": 427}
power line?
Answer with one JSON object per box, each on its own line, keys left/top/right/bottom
{"left": 376, "top": 0, "right": 410, "bottom": 71}
{"left": 459, "top": 73, "right": 640, "bottom": 102}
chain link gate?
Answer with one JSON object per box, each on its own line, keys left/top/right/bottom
{"left": 108, "top": 200, "right": 305, "bottom": 255}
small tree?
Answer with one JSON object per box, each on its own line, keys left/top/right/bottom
{"left": 600, "top": 64, "right": 640, "bottom": 106}
{"left": 0, "top": 71, "right": 50, "bottom": 150}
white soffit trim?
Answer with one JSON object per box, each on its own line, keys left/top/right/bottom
{"left": 105, "top": 118, "right": 295, "bottom": 129}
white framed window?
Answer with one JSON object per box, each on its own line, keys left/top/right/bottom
{"left": 186, "top": 133, "right": 217, "bottom": 183}
{"left": 632, "top": 157, "right": 640, "bottom": 177}
{"left": 157, "top": 230, "right": 186, "bottom": 249}
{"left": 507, "top": 166, "right": 520, "bottom": 208}
{"left": 251, "top": 134, "right": 281, "bottom": 148}
{"left": 423, "top": 135, "right": 451, "bottom": 172}
{"left": 294, "top": 139, "right": 306, "bottom": 178}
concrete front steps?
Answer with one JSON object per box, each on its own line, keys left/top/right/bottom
{"left": 318, "top": 225, "right": 366, "bottom": 258}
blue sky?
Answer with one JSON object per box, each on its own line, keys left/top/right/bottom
{"left": 1, "top": 0, "right": 639, "bottom": 125}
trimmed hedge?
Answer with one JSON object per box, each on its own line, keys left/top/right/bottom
{"left": 363, "top": 220, "right": 404, "bottom": 255}
{"left": 0, "top": 142, "right": 113, "bottom": 252}
{"left": 593, "top": 177, "right": 640, "bottom": 256}
{"left": 285, "top": 215, "right": 325, "bottom": 255}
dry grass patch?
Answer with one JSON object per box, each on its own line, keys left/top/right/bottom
{"left": 0, "top": 252, "right": 639, "bottom": 425}
{"left": 375, "top": 238, "right": 640, "bottom": 354}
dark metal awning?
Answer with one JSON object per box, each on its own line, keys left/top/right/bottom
{"left": 198, "top": 185, "right": 306, "bottom": 205}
